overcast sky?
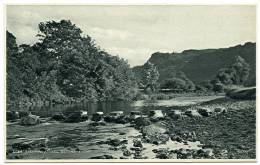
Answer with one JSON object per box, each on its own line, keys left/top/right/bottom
{"left": 6, "top": 5, "right": 256, "bottom": 66}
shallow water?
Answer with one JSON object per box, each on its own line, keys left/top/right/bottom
{"left": 7, "top": 95, "right": 223, "bottom": 159}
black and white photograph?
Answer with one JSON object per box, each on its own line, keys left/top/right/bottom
{"left": 4, "top": 3, "right": 257, "bottom": 162}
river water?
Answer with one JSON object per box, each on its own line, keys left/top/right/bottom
{"left": 13, "top": 95, "right": 224, "bottom": 117}
{"left": 6, "top": 95, "right": 223, "bottom": 160}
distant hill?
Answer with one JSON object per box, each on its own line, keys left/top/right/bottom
{"left": 133, "top": 42, "right": 256, "bottom": 86}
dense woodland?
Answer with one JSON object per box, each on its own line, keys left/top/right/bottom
{"left": 7, "top": 20, "right": 254, "bottom": 107}
{"left": 7, "top": 20, "right": 138, "bottom": 106}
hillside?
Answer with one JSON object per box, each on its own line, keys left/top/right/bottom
{"left": 133, "top": 42, "right": 256, "bottom": 86}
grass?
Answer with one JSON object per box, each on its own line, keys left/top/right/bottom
{"left": 165, "top": 98, "right": 256, "bottom": 159}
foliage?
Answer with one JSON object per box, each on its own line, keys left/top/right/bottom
{"left": 161, "top": 71, "right": 195, "bottom": 92}
{"left": 215, "top": 56, "right": 250, "bottom": 86}
{"left": 141, "top": 61, "right": 159, "bottom": 92}
{"left": 6, "top": 20, "right": 138, "bottom": 105}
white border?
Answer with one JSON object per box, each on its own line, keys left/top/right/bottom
{"left": 0, "top": 0, "right": 259, "bottom": 164}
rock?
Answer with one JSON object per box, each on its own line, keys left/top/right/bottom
{"left": 171, "top": 135, "right": 183, "bottom": 142}
{"left": 142, "top": 124, "right": 169, "bottom": 144}
{"left": 7, "top": 111, "right": 19, "bottom": 121}
{"left": 90, "top": 155, "right": 115, "bottom": 159}
{"left": 214, "top": 107, "right": 227, "bottom": 114}
{"left": 142, "top": 124, "right": 167, "bottom": 135}
{"left": 64, "top": 111, "right": 89, "bottom": 123}
{"left": 203, "top": 148, "right": 214, "bottom": 157}
{"left": 130, "top": 147, "right": 143, "bottom": 152}
{"left": 129, "top": 111, "right": 143, "bottom": 120}
{"left": 80, "top": 111, "right": 89, "bottom": 121}
{"left": 123, "top": 149, "right": 132, "bottom": 156}
{"left": 149, "top": 110, "right": 164, "bottom": 121}
{"left": 154, "top": 148, "right": 178, "bottom": 159}
{"left": 51, "top": 113, "right": 65, "bottom": 121}
{"left": 226, "top": 87, "right": 256, "bottom": 100}
{"left": 196, "top": 148, "right": 214, "bottom": 158}
{"left": 19, "top": 111, "right": 30, "bottom": 118}
{"left": 134, "top": 117, "right": 151, "bottom": 129}
{"left": 64, "top": 111, "right": 82, "bottom": 123}
{"left": 119, "top": 132, "right": 126, "bottom": 135}
{"left": 105, "top": 138, "right": 127, "bottom": 147}
{"left": 115, "top": 116, "right": 130, "bottom": 124}
{"left": 133, "top": 139, "right": 143, "bottom": 148}
{"left": 12, "top": 138, "right": 47, "bottom": 150}
{"left": 91, "top": 112, "right": 104, "bottom": 122}
{"left": 104, "top": 111, "right": 124, "bottom": 123}
{"left": 168, "top": 110, "right": 183, "bottom": 119}
{"left": 20, "top": 114, "right": 41, "bottom": 126}
{"left": 197, "top": 107, "right": 213, "bottom": 117}
{"left": 184, "top": 109, "right": 201, "bottom": 118}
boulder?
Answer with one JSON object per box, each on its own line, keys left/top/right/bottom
{"left": 197, "top": 107, "right": 213, "bottom": 117}
{"left": 168, "top": 110, "right": 183, "bottom": 119}
{"left": 154, "top": 148, "right": 178, "bottom": 159}
{"left": 19, "top": 111, "right": 30, "bottom": 118}
{"left": 149, "top": 110, "right": 164, "bottom": 121}
{"left": 12, "top": 138, "right": 47, "bottom": 150}
{"left": 214, "top": 107, "right": 227, "bottom": 114}
{"left": 80, "top": 111, "right": 89, "bottom": 121}
{"left": 184, "top": 109, "right": 202, "bottom": 118}
{"left": 226, "top": 87, "right": 256, "bottom": 100}
{"left": 105, "top": 138, "right": 127, "bottom": 147}
{"left": 64, "top": 111, "right": 82, "bottom": 123}
{"left": 20, "top": 114, "right": 41, "bottom": 126}
{"left": 142, "top": 124, "right": 169, "bottom": 144}
{"left": 64, "top": 111, "right": 89, "bottom": 123}
{"left": 91, "top": 112, "right": 104, "bottom": 122}
{"left": 133, "top": 139, "right": 143, "bottom": 148}
{"left": 129, "top": 111, "right": 143, "bottom": 120}
{"left": 134, "top": 117, "right": 151, "bottom": 129}
{"left": 7, "top": 111, "right": 19, "bottom": 121}
{"left": 123, "top": 149, "right": 132, "bottom": 156}
{"left": 51, "top": 113, "right": 66, "bottom": 121}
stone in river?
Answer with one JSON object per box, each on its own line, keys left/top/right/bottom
{"left": 51, "top": 113, "right": 66, "bottom": 121}
{"left": 20, "top": 114, "right": 41, "bottom": 126}
{"left": 91, "top": 112, "right": 104, "bottom": 122}
{"left": 6, "top": 111, "right": 19, "bottom": 121}
{"left": 134, "top": 117, "right": 151, "bottom": 129}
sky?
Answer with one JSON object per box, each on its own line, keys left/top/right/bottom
{"left": 6, "top": 5, "right": 256, "bottom": 66}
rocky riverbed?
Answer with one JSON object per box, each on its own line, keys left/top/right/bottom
{"left": 6, "top": 96, "right": 256, "bottom": 160}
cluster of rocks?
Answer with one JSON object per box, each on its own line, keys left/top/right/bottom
{"left": 167, "top": 106, "right": 227, "bottom": 119}
{"left": 170, "top": 131, "right": 197, "bottom": 143}
{"left": 152, "top": 147, "right": 214, "bottom": 159}
{"left": 141, "top": 124, "right": 169, "bottom": 145}
{"left": 10, "top": 137, "right": 48, "bottom": 151}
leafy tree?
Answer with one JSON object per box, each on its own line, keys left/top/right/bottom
{"left": 215, "top": 56, "right": 250, "bottom": 86}
{"left": 161, "top": 78, "right": 186, "bottom": 91}
{"left": 34, "top": 20, "right": 137, "bottom": 101}
{"left": 6, "top": 31, "right": 22, "bottom": 102}
{"left": 176, "top": 71, "right": 195, "bottom": 91}
{"left": 141, "top": 61, "right": 159, "bottom": 92}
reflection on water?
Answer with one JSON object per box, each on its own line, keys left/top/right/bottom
{"left": 10, "top": 95, "right": 224, "bottom": 118}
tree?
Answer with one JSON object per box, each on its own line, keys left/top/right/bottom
{"left": 141, "top": 61, "right": 159, "bottom": 92}
{"left": 161, "top": 78, "right": 186, "bottom": 91}
{"left": 35, "top": 20, "right": 137, "bottom": 101}
{"left": 230, "top": 56, "right": 250, "bottom": 85}
{"left": 215, "top": 56, "right": 250, "bottom": 86}
{"left": 6, "top": 31, "right": 22, "bottom": 102}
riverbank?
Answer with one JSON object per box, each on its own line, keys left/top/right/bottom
{"left": 165, "top": 98, "right": 256, "bottom": 159}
